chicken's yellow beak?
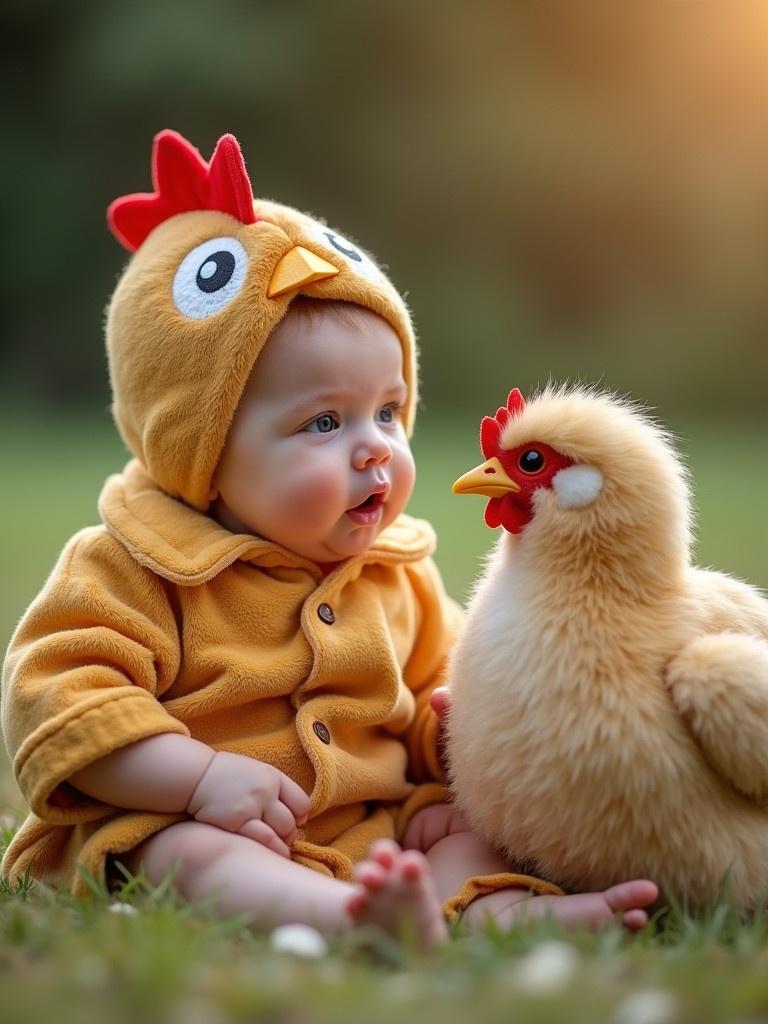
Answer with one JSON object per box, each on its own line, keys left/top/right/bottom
{"left": 267, "top": 245, "right": 339, "bottom": 298}
{"left": 452, "top": 457, "right": 521, "bottom": 497}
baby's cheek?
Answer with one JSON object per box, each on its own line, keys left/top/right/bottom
{"left": 389, "top": 444, "right": 416, "bottom": 508}
{"left": 278, "top": 465, "right": 346, "bottom": 525}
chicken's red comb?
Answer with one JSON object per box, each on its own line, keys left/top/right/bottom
{"left": 107, "top": 130, "right": 262, "bottom": 251}
{"left": 480, "top": 388, "right": 526, "bottom": 458}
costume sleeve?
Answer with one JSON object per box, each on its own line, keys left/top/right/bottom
{"left": 1, "top": 527, "right": 189, "bottom": 825}
{"left": 401, "top": 556, "right": 463, "bottom": 783}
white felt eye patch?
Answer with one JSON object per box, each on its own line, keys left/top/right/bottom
{"left": 172, "top": 236, "right": 248, "bottom": 319}
{"left": 307, "top": 221, "right": 382, "bottom": 284}
{"left": 552, "top": 465, "right": 604, "bottom": 508}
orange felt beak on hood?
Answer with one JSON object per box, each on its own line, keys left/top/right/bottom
{"left": 452, "top": 456, "right": 521, "bottom": 497}
{"left": 267, "top": 245, "right": 339, "bottom": 298}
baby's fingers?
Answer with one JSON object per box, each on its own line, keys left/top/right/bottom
{"left": 238, "top": 819, "right": 291, "bottom": 858}
{"left": 277, "top": 774, "right": 311, "bottom": 824}
{"left": 262, "top": 799, "right": 302, "bottom": 844}
{"left": 430, "top": 687, "right": 451, "bottom": 720}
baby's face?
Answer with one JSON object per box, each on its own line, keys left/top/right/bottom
{"left": 210, "top": 306, "right": 415, "bottom": 563}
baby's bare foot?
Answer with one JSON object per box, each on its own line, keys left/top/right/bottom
{"left": 346, "top": 838, "right": 448, "bottom": 949}
{"left": 467, "top": 879, "right": 659, "bottom": 932}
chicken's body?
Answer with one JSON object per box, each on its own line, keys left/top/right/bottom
{"left": 447, "top": 387, "right": 768, "bottom": 909}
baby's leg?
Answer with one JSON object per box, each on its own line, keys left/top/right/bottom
{"left": 404, "top": 802, "right": 511, "bottom": 894}
{"left": 126, "top": 821, "right": 450, "bottom": 947}
{"left": 403, "top": 803, "right": 658, "bottom": 931}
{"left": 462, "top": 881, "right": 658, "bottom": 932}
{"left": 127, "top": 821, "right": 356, "bottom": 933}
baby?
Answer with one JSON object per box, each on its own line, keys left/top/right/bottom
{"left": 1, "top": 131, "right": 656, "bottom": 947}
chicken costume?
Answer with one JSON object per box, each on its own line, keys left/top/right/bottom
{"left": 449, "top": 385, "right": 768, "bottom": 911}
{"left": 1, "top": 130, "right": 464, "bottom": 894}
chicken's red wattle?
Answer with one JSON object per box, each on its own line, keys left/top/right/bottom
{"left": 484, "top": 495, "right": 532, "bottom": 534}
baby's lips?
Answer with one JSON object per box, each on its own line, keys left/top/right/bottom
{"left": 347, "top": 487, "right": 387, "bottom": 513}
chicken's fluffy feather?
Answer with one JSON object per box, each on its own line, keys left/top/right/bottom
{"left": 447, "top": 384, "right": 768, "bottom": 909}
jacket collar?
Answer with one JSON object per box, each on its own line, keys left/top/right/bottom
{"left": 99, "top": 459, "right": 435, "bottom": 586}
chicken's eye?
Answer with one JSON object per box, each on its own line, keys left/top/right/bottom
{"left": 172, "top": 237, "right": 248, "bottom": 319}
{"left": 307, "top": 222, "right": 381, "bottom": 284}
{"left": 519, "top": 449, "right": 545, "bottom": 474}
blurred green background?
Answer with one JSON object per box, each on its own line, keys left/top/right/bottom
{"left": 2, "top": 0, "right": 767, "bottom": 682}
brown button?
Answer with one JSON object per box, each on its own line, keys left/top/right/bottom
{"left": 317, "top": 603, "right": 335, "bottom": 625}
{"left": 313, "top": 721, "right": 331, "bottom": 744}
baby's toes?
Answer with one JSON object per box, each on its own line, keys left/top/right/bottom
{"left": 604, "top": 880, "right": 659, "bottom": 914}
{"left": 622, "top": 908, "right": 649, "bottom": 930}
{"left": 346, "top": 846, "right": 447, "bottom": 949}
{"left": 398, "top": 849, "right": 428, "bottom": 887}
{"left": 368, "top": 838, "right": 401, "bottom": 870}
{"left": 346, "top": 890, "right": 369, "bottom": 918}
{"left": 354, "top": 860, "right": 388, "bottom": 893}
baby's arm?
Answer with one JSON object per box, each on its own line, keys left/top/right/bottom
{"left": 3, "top": 530, "right": 309, "bottom": 857}
{"left": 71, "top": 736, "right": 310, "bottom": 858}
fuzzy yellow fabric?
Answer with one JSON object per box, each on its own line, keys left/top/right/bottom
{"left": 1, "top": 463, "right": 461, "bottom": 893}
{"left": 443, "top": 873, "right": 564, "bottom": 924}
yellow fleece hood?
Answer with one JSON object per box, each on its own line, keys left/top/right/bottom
{"left": 106, "top": 130, "right": 418, "bottom": 511}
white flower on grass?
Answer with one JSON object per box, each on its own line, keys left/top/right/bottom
{"left": 269, "top": 923, "right": 328, "bottom": 958}
{"left": 514, "top": 940, "right": 579, "bottom": 994}
{"left": 614, "top": 989, "right": 679, "bottom": 1024}
{"left": 108, "top": 901, "right": 139, "bottom": 916}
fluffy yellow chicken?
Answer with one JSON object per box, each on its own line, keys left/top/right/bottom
{"left": 447, "top": 385, "right": 768, "bottom": 910}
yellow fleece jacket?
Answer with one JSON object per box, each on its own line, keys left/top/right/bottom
{"left": 1, "top": 460, "right": 461, "bottom": 893}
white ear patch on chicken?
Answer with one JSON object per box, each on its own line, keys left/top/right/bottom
{"left": 552, "top": 464, "right": 604, "bottom": 508}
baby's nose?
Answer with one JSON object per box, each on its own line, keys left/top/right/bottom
{"left": 353, "top": 434, "right": 392, "bottom": 469}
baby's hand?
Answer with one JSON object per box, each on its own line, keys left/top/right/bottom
{"left": 430, "top": 687, "right": 451, "bottom": 723}
{"left": 186, "top": 751, "right": 311, "bottom": 858}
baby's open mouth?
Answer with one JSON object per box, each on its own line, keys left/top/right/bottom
{"left": 346, "top": 491, "right": 385, "bottom": 525}
{"left": 354, "top": 493, "right": 381, "bottom": 510}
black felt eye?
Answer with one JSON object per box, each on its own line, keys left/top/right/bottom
{"left": 308, "top": 221, "right": 382, "bottom": 283}
{"left": 519, "top": 449, "right": 545, "bottom": 474}
{"left": 196, "top": 251, "right": 236, "bottom": 293}
{"left": 323, "top": 231, "right": 362, "bottom": 263}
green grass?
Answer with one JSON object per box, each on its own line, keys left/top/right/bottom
{"left": 4, "top": 868, "right": 768, "bottom": 1023}
{"left": 1, "top": 410, "right": 768, "bottom": 1021}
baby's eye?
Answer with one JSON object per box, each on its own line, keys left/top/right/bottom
{"left": 306, "top": 413, "right": 339, "bottom": 434}
{"left": 377, "top": 405, "right": 396, "bottom": 424}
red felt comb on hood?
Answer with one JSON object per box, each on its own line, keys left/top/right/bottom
{"left": 107, "top": 130, "right": 261, "bottom": 251}
{"left": 480, "top": 387, "right": 526, "bottom": 458}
